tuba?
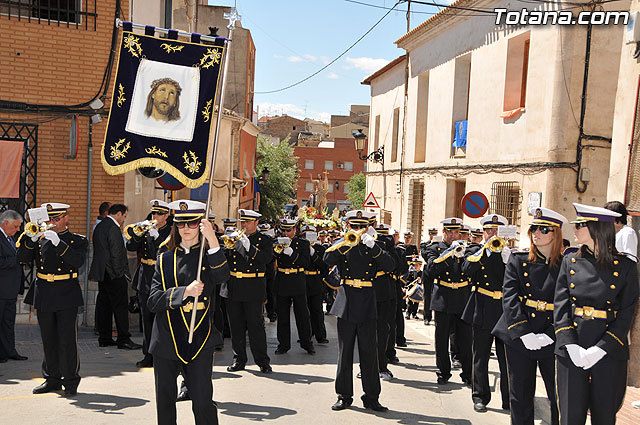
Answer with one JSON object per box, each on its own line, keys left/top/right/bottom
{"left": 220, "top": 229, "right": 245, "bottom": 250}
{"left": 25, "top": 221, "right": 55, "bottom": 238}
{"left": 132, "top": 219, "right": 158, "bottom": 237}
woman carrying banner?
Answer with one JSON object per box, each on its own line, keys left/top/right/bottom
{"left": 147, "top": 200, "right": 230, "bottom": 425}
{"left": 554, "top": 203, "right": 638, "bottom": 425}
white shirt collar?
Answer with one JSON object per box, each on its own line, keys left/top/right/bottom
{"left": 108, "top": 215, "right": 120, "bottom": 227}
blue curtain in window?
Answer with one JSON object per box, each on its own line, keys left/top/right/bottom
{"left": 453, "top": 120, "right": 468, "bottom": 148}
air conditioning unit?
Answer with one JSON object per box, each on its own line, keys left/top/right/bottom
{"left": 337, "top": 163, "right": 344, "bottom": 169}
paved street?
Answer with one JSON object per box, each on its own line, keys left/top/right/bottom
{"left": 1, "top": 314, "right": 518, "bottom": 425}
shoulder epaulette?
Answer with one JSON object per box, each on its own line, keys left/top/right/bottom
{"left": 562, "top": 247, "right": 579, "bottom": 256}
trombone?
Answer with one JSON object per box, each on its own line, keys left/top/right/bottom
{"left": 132, "top": 219, "right": 158, "bottom": 237}
{"left": 24, "top": 221, "right": 55, "bottom": 238}
{"left": 220, "top": 229, "right": 245, "bottom": 250}
{"left": 467, "top": 236, "right": 505, "bottom": 262}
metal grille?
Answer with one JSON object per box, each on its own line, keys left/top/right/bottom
{"left": 490, "top": 181, "right": 522, "bottom": 228}
{"left": 626, "top": 78, "right": 640, "bottom": 213}
{"left": 0, "top": 0, "right": 97, "bottom": 30}
{"left": 406, "top": 179, "right": 425, "bottom": 243}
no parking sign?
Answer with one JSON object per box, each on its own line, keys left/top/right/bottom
{"left": 461, "top": 191, "right": 489, "bottom": 218}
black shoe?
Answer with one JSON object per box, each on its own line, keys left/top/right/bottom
{"left": 136, "top": 356, "right": 153, "bottom": 368}
{"left": 405, "top": 314, "right": 411, "bottom": 319}
{"left": 424, "top": 320, "right": 430, "bottom": 326}
{"left": 437, "top": 376, "right": 449, "bottom": 385}
{"left": 63, "top": 387, "right": 78, "bottom": 397}
{"left": 452, "top": 360, "right": 462, "bottom": 369}
{"left": 98, "top": 339, "right": 117, "bottom": 347}
{"left": 388, "top": 356, "right": 400, "bottom": 365}
{"left": 356, "top": 371, "right": 362, "bottom": 379}
{"left": 302, "top": 345, "right": 315, "bottom": 355}
{"left": 502, "top": 403, "right": 510, "bottom": 411}
{"left": 331, "top": 398, "right": 352, "bottom": 411}
{"left": 362, "top": 398, "right": 388, "bottom": 412}
{"left": 473, "top": 402, "right": 487, "bottom": 412}
{"left": 176, "top": 390, "right": 190, "bottom": 402}
{"left": 33, "top": 381, "right": 62, "bottom": 394}
{"left": 9, "top": 353, "right": 28, "bottom": 361}
{"left": 0, "top": 358, "right": 7, "bottom": 363}
{"left": 275, "top": 347, "right": 289, "bottom": 355}
{"left": 268, "top": 314, "right": 277, "bottom": 322}
{"left": 226, "top": 362, "right": 245, "bottom": 372}
{"left": 214, "top": 344, "right": 224, "bottom": 351}
{"left": 118, "top": 340, "right": 142, "bottom": 350}
{"left": 396, "top": 342, "right": 407, "bottom": 348}
{"left": 317, "top": 338, "right": 329, "bottom": 344}
{"left": 462, "top": 378, "right": 472, "bottom": 387}
{"left": 259, "top": 365, "right": 273, "bottom": 374}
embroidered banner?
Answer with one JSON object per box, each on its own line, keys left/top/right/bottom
{"left": 101, "top": 29, "right": 225, "bottom": 188}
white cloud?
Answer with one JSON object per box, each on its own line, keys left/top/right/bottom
{"left": 327, "top": 72, "right": 339, "bottom": 80}
{"left": 286, "top": 56, "right": 304, "bottom": 63}
{"left": 257, "top": 102, "right": 330, "bottom": 123}
{"left": 344, "top": 57, "right": 390, "bottom": 74}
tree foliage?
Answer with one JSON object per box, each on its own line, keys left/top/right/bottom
{"left": 255, "top": 136, "right": 298, "bottom": 220}
{"left": 346, "top": 172, "right": 366, "bottom": 209}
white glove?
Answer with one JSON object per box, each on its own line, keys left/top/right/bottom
{"left": 43, "top": 230, "right": 60, "bottom": 246}
{"left": 277, "top": 237, "right": 291, "bottom": 245}
{"left": 501, "top": 248, "right": 512, "bottom": 264}
{"left": 283, "top": 247, "right": 294, "bottom": 256}
{"left": 485, "top": 248, "right": 492, "bottom": 257}
{"left": 536, "top": 333, "right": 554, "bottom": 348}
{"left": 309, "top": 246, "right": 315, "bottom": 256}
{"left": 361, "top": 233, "right": 375, "bottom": 248}
{"left": 582, "top": 346, "right": 606, "bottom": 370}
{"left": 452, "top": 241, "right": 465, "bottom": 258}
{"left": 566, "top": 344, "right": 588, "bottom": 368}
{"left": 139, "top": 220, "right": 154, "bottom": 227}
{"left": 520, "top": 333, "right": 543, "bottom": 350}
{"left": 148, "top": 228, "right": 160, "bottom": 240}
{"left": 367, "top": 226, "right": 376, "bottom": 237}
{"left": 30, "top": 231, "right": 43, "bottom": 242}
{"left": 240, "top": 233, "right": 250, "bottom": 251}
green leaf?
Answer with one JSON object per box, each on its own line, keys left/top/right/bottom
{"left": 346, "top": 172, "right": 366, "bottom": 209}
{"left": 255, "top": 136, "right": 299, "bottom": 220}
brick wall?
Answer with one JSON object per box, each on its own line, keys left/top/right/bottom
{"left": 264, "top": 115, "right": 308, "bottom": 143}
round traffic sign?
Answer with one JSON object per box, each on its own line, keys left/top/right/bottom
{"left": 461, "top": 191, "right": 489, "bottom": 218}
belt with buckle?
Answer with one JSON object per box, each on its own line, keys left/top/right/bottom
{"left": 342, "top": 279, "right": 373, "bottom": 288}
{"left": 230, "top": 271, "right": 266, "bottom": 279}
{"left": 141, "top": 258, "right": 156, "bottom": 266}
{"left": 182, "top": 301, "right": 206, "bottom": 313}
{"left": 524, "top": 299, "right": 554, "bottom": 311}
{"left": 277, "top": 267, "right": 304, "bottom": 274}
{"left": 304, "top": 270, "right": 320, "bottom": 275}
{"left": 438, "top": 280, "right": 469, "bottom": 290}
{"left": 474, "top": 287, "right": 503, "bottom": 299}
{"left": 574, "top": 306, "right": 608, "bottom": 320}
{"left": 37, "top": 272, "right": 78, "bottom": 282}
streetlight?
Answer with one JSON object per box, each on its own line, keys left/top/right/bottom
{"left": 353, "top": 129, "right": 383, "bottom": 165}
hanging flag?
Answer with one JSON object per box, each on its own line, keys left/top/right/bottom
{"left": 0, "top": 140, "right": 24, "bottom": 198}
{"left": 453, "top": 120, "right": 468, "bottom": 148}
{"left": 101, "top": 25, "right": 226, "bottom": 188}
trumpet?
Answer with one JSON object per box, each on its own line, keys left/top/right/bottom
{"left": 25, "top": 221, "right": 55, "bottom": 238}
{"left": 220, "top": 229, "right": 245, "bottom": 250}
{"left": 274, "top": 242, "right": 291, "bottom": 254}
{"left": 325, "top": 228, "right": 367, "bottom": 252}
{"left": 132, "top": 219, "right": 158, "bottom": 237}
{"left": 487, "top": 236, "right": 505, "bottom": 253}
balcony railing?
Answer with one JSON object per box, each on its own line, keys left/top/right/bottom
{"left": 0, "top": 0, "right": 97, "bottom": 30}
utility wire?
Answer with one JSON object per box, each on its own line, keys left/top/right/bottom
{"left": 255, "top": 1, "right": 403, "bottom": 94}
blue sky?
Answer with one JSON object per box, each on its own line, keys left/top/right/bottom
{"left": 209, "top": 0, "right": 444, "bottom": 122}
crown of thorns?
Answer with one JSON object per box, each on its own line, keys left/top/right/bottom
{"left": 150, "top": 78, "right": 182, "bottom": 95}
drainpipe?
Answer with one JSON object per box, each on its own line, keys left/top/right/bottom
{"left": 82, "top": 117, "right": 93, "bottom": 326}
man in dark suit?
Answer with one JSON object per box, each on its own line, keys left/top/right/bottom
{"left": 0, "top": 210, "right": 27, "bottom": 362}
{"left": 89, "top": 203, "right": 141, "bottom": 350}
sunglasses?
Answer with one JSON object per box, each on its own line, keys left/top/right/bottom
{"left": 529, "top": 225, "right": 555, "bottom": 234}
{"left": 574, "top": 222, "right": 589, "bottom": 229}
{"left": 152, "top": 211, "right": 168, "bottom": 216}
{"left": 350, "top": 224, "right": 366, "bottom": 230}
{"left": 176, "top": 221, "right": 199, "bottom": 229}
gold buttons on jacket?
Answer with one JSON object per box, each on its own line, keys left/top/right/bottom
{"left": 570, "top": 270, "right": 575, "bottom": 275}
{"left": 573, "top": 322, "right": 578, "bottom": 327}
{"left": 614, "top": 260, "right": 619, "bottom": 265}
{"left": 571, "top": 258, "right": 576, "bottom": 263}
{"left": 526, "top": 283, "right": 530, "bottom": 287}
{"left": 613, "top": 271, "right": 619, "bottom": 277}
{"left": 531, "top": 313, "right": 536, "bottom": 318}
{"left": 202, "top": 267, "right": 206, "bottom": 271}
{"left": 610, "top": 285, "right": 616, "bottom": 290}
{"left": 524, "top": 272, "right": 528, "bottom": 277}
{"left": 570, "top": 283, "right": 575, "bottom": 288}
{"left": 523, "top": 263, "right": 527, "bottom": 267}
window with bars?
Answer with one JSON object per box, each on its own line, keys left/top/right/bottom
{"left": 0, "top": 1, "right": 97, "bottom": 30}
{"left": 490, "top": 181, "right": 522, "bottom": 228}
{"left": 406, "top": 179, "right": 425, "bottom": 243}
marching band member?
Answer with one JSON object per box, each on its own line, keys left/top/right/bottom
{"left": 324, "top": 210, "right": 394, "bottom": 412}
{"left": 125, "top": 199, "right": 172, "bottom": 368}
{"left": 403, "top": 231, "right": 418, "bottom": 259}
{"left": 493, "top": 207, "right": 566, "bottom": 425}
{"left": 221, "top": 209, "right": 273, "bottom": 373}
{"left": 258, "top": 223, "right": 277, "bottom": 322}
{"left": 403, "top": 258, "right": 423, "bottom": 320}
{"left": 273, "top": 218, "right": 314, "bottom": 355}
{"left": 425, "top": 218, "right": 472, "bottom": 385}
{"left": 470, "top": 228, "right": 484, "bottom": 245}
{"left": 147, "top": 200, "right": 229, "bottom": 425}
{"left": 554, "top": 204, "right": 638, "bottom": 425}
{"left": 391, "top": 230, "right": 409, "bottom": 352}
{"left": 301, "top": 224, "right": 329, "bottom": 344}
{"left": 17, "top": 203, "right": 87, "bottom": 396}
{"left": 461, "top": 214, "right": 509, "bottom": 412}
{"left": 420, "top": 227, "right": 439, "bottom": 326}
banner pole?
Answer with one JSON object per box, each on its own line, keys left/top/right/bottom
{"left": 188, "top": 9, "right": 239, "bottom": 344}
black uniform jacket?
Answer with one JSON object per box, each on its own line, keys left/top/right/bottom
{"left": 324, "top": 239, "right": 394, "bottom": 323}
{"left": 461, "top": 243, "right": 505, "bottom": 330}
{"left": 420, "top": 241, "right": 436, "bottom": 297}
{"left": 0, "top": 233, "right": 24, "bottom": 299}
{"left": 274, "top": 237, "right": 310, "bottom": 297}
{"left": 89, "top": 217, "right": 128, "bottom": 281}
{"left": 220, "top": 231, "right": 273, "bottom": 302}
{"left": 17, "top": 229, "right": 87, "bottom": 312}
{"left": 372, "top": 234, "right": 398, "bottom": 302}
{"left": 394, "top": 243, "right": 409, "bottom": 300}
{"left": 554, "top": 249, "right": 638, "bottom": 360}
{"left": 425, "top": 241, "right": 470, "bottom": 314}
{"left": 126, "top": 223, "right": 172, "bottom": 294}
{"left": 148, "top": 244, "right": 230, "bottom": 363}
{"left": 405, "top": 244, "right": 418, "bottom": 260}
{"left": 492, "top": 251, "right": 559, "bottom": 358}
{"left": 305, "top": 243, "right": 328, "bottom": 297}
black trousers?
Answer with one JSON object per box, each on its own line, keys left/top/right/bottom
{"left": 471, "top": 327, "right": 509, "bottom": 407}
{"left": 276, "top": 294, "right": 312, "bottom": 349}
{"left": 138, "top": 291, "right": 154, "bottom": 357}
{"left": 37, "top": 307, "right": 80, "bottom": 390}
{"left": 505, "top": 345, "right": 558, "bottom": 425}
{"left": 394, "top": 296, "right": 406, "bottom": 346}
{"left": 96, "top": 274, "right": 130, "bottom": 343}
{"left": 0, "top": 297, "right": 18, "bottom": 359}
{"left": 556, "top": 353, "right": 627, "bottom": 425}
{"left": 225, "top": 299, "right": 270, "bottom": 367}
{"left": 376, "top": 299, "right": 393, "bottom": 371}
{"left": 385, "top": 297, "right": 397, "bottom": 361}
{"left": 407, "top": 301, "right": 419, "bottom": 317}
{"left": 307, "top": 292, "right": 327, "bottom": 341}
{"left": 434, "top": 311, "right": 471, "bottom": 381}
{"left": 423, "top": 281, "right": 433, "bottom": 322}
{"left": 335, "top": 318, "right": 380, "bottom": 402}
{"left": 212, "top": 284, "right": 224, "bottom": 347}
{"left": 154, "top": 353, "right": 218, "bottom": 425}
